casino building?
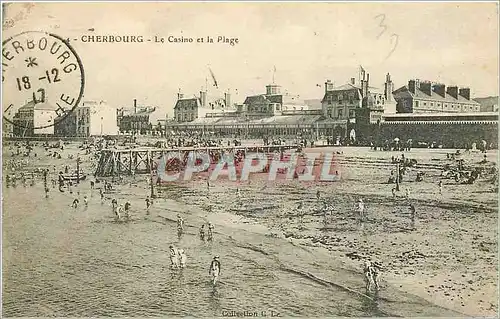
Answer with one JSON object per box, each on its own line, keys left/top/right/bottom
{"left": 165, "top": 70, "right": 498, "bottom": 148}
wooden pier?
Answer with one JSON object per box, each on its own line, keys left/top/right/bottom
{"left": 94, "top": 144, "right": 298, "bottom": 177}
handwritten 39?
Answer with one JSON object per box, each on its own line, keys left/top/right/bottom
{"left": 374, "top": 14, "right": 399, "bottom": 61}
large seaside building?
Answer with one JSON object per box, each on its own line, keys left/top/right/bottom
{"left": 165, "top": 70, "right": 497, "bottom": 148}
{"left": 12, "top": 100, "right": 57, "bottom": 137}
{"left": 54, "top": 100, "right": 119, "bottom": 137}
{"left": 321, "top": 71, "right": 396, "bottom": 120}
{"left": 117, "top": 99, "right": 156, "bottom": 135}
{"left": 240, "top": 84, "right": 310, "bottom": 116}
{"left": 174, "top": 90, "right": 233, "bottom": 122}
{"left": 393, "top": 80, "right": 481, "bottom": 113}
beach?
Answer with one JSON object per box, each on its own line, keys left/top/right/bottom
{"left": 2, "top": 142, "right": 498, "bottom": 317}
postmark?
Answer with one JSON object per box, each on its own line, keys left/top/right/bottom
{"left": 2, "top": 31, "right": 85, "bottom": 130}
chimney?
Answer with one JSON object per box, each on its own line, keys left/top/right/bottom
{"left": 447, "top": 86, "right": 459, "bottom": 99}
{"left": 224, "top": 92, "right": 231, "bottom": 108}
{"left": 420, "top": 81, "right": 432, "bottom": 96}
{"left": 134, "top": 99, "right": 137, "bottom": 114}
{"left": 432, "top": 83, "right": 446, "bottom": 97}
{"left": 459, "top": 88, "right": 470, "bottom": 100}
{"left": 408, "top": 80, "right": 417, "bottom": 94}
{"left": 200, "top": 91, "right": 207, "bottom": 107}
{"left": 325, "top": 80, "right": 334, "bottom": 94}
{"left": 363, "top": 73, "right": 370, "bottom": 97}
{"left": 384, "top": 73, "right": 393, "bottom": 102}
{"left": 177, "top": 92, "right": 184, "bottom": 100}
{"left": 350, "top": 78, "right": 355, "bottom": 85}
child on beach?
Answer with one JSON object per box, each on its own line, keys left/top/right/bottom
{"left": 170, "top": 245, "right": 179, "bottom": 269}
{"left": 71, "top": 198, "right": 79, "bottom": 208}
{"left": 124, "top": 201, "right": 131, "bottom": 220}
{"left": 199, "top": 224, "right": 206, "bottom": 241}
{"left": 207, "top": 222, "right": 214, "bottom": 241}
{"left": 409, "top": 204, "right": 416, "bottom": 230}
{"left": 209, "top": 256, "right": 221, "bottom": 285}
{"left": 145, "top": 197, "right": 151, "bottom": 214}
{"left": 83, "top": 195, "right": 88, "bottom": 207}
{"left": 357, "top": 199, "right": 365, "bottom": 222}
{"left": 363, "top": 260, "right": 380, "bottom": 292}
{"left": 178, "top": 249, "right": 187, "bottom": 268}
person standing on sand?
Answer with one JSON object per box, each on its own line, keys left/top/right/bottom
{"left": 363, "top": 260, "right": 380, "bottom": 292}
{"left": 438, "top": 181, "right": 443, "bottom": 195}
{"left": 71, "top": 198, "right": 79, "bottom": 208}
{"left": 199, "top": 224, "right": 206, "bottom": 241}
{"left": 177, "top": 214, "right": 185, "bottom": 238}
{"left": 83, "top": 195, "right": 88, "bottom": 207}
{"left": 316, "top": 190, "right": 321, "bottom": 202}
{"left": 100, "top": 188, "right": 105, "bottom": 203}
{"left": 114, "top": 205, "right": 122, "bottom": 221}
{"left": 391, "top": 187, "right": 396, "bottom": 199}
{"left": 207, "top": 222, "right": 214, "bottom": 241}
{"left": 357, "top": 199, "right": 365, "bottom": 222}
{"left": 124, "top": 201, "right": 131, "bottom": 220}
{"left": 145, "top": 197, "right": 151, "bottom": 214}
{"left": 44, "top": 186, "right": 50, "bottom": 198}
{"left": 405, "top": 188, "right": 410, "bottom": 200}
{"left": 409, "top": 204, "right": 416, "bottom": 230}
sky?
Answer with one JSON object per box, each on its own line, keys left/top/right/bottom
{"left": 2, "top": 2, "right": 499, "bottom": 121}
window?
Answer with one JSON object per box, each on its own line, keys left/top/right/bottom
{"left": 338, "top": 109, "right": 343, "bottom": 118}
{"left": 444, "top": 104, "right": 448, "bottom": 108}
{"left": 423, "top": 102, "right": 427, "bottom": 106}
{"left": 349, "top": 109, "right": 355, "bottom": 118}
{"left": 415, "top": 101, "right": 419, "bottom": 107}
{"left": 338, "top": 93, "right": 343, "bottom": 101}
{"left": 430, "top": 103, "right": 434, "bottom": 107}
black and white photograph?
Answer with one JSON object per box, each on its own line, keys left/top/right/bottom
{"left": 1, "top": 2, "right": 499, "bottom": 317}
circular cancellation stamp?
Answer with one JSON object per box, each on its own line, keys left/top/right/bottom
{"left": 2, "top": 31, "right": 85, "bottom": 130}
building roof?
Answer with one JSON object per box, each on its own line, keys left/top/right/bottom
{"left": 18, "top": 100, "right": 57, "bottom": 112}
{"left": 393, "top": 85, "right": 480, "bottom": 105}
{"left": 248, "top": 115, "right": 322, "bottom": 125}
{"left": 243, "top": 94, "right": 270, "bottom": 105}
{"left": 174, "top": 98, "right": 201, "bottom": 110}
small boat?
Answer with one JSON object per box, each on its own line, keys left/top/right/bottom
{"left": 62, "top": 173, "right": 87, "bottom": 181}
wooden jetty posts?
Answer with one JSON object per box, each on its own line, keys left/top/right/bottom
{"left": 94, "top": 145, "right": 298, "bottom": 177}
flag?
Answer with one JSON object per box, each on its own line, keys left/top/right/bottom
{"left": 208, "top": 67, "right": 218, "bottom": 88}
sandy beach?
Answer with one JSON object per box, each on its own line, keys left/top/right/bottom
{"left": 2, "top": 141, "right": 498, "bottom": 317}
